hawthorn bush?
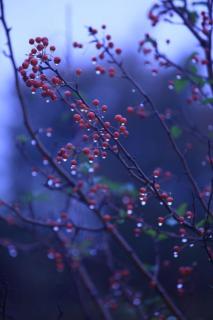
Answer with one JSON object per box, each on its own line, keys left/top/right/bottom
{"left": 0, "top": 0, "right": 212, "bottom": 319}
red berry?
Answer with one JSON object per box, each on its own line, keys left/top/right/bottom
{"left": 87, "top": 112, "right": 96, "bottom": 120}
{"left": 76, "top": 68, "right": 82, "bottom": 76}
{"left": 83, "top": 147, "right": 90, "bottom": 155}
{"left": 54, "top": 57, "right": 61, "bottom": 65}
{"left": 115, "top": 48, "right": 122, "bottom": 54}
{"left": 114, "top": 114, "right": 122, "bottom": 122}
{"left": 30, "top": 58, "right": 38, "bottom": 66}
{"left": 127, "top": 106, "right": 134, "bottom": 113}
{"left": 92, "top": 99, "right": 99, "bottom": 106}
{"left": 101, "top": 105, "right": 108, "bottom": 112}
{"left": 29, "top": 38, "right": 35, "bottom": 45}
{"left": 35, "top": 37, "right": 42, "bottom": 43}
{"left": 73, "top": 114, "right": 81, "bottom": 122}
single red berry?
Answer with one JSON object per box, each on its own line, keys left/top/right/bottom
{"left": 73, "top": 114, "right": 81, "bottom": 122}
{"left": 54, "top": 57, "right": 61, "bottom": 65}
{"left": 103, "top": 214, "right": 112, "bottom": 222}
{"left": 35, "top": 37, "right": 42, "bottom": 43}
{"left": 115, "top": 48, "right": 122, "bottom": 54}
{"left": 76, "top": 68, "right": 82, "bottom": 76}
{"left": 101, "top": 105, "right": 108, "bottom": 112}
{"left": 83, "top": 147, "right": 90, "bottom": 155}
{"left": 87, "top": 112, "right": 96, "bottom": 120}
{"left": 30, "top": 58, "right": 38, "bottom": 66}
{"left": 71, "top": 159, "right": 77, "bottom": 166}
{"left": 114, "top": 114, "right": 122, "bottom": 122}
{"left": 29, "top": 38, "right": 35, "bottom": 45}
{"left": 92, "top": 99, "right": 100, "bottom": 106}
{"left": 127, "top": 106, "right": 134, "bottom": 113}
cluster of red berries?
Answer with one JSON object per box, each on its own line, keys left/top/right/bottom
{"left": 72, "top": 26, "right": 122, "bottom": 78}
{"left": 19, "top": 37, "right": 62, "bottom": 101}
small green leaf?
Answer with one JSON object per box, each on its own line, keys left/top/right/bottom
{"left": 202, "top": 98, "right": 213, "bottom": 105}
{"left": 16, "top": 134, "right": 28, "bottom": 144}
{"left": 188, "top": 11, "right": 199, "bottom": 25}
{"left": 158, "top": 234, "right": 168, "bottom": 241}
{"left": 171, "top": 126, "right": 182, "bottom": 139}
{"left": 191, "top": 76, "right": 205, "bottom": 87}
{"left": 176, "top": 202, "right": 187, "bottom": 216}
{"left": 119, "top": 209, "right": 127, "bottom": 218}
{"left": 196, "top": 219, "right": 205, "bottom": 228}
{"left": 21, "top": 192, "right": 49, "bottom": 204}
{"left": 189, "top": 65, "right": 197, "bottom": 74}
{"left": 145, "top": 229, "right": 157, "bottom": 237}
{"left": 174, "top": 79, "right": 188, "bottom": 92}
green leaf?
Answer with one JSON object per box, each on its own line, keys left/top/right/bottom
{"left": 176, "top": 202, "right": 187, "bottom": 216}
{"left": 189, "top": 65, "right": 197, "bottom": 74}
{"left": 171, "top": 126, "right": 182, "bottom": 139}
{"left": 21, "top": 192, "right": 49, "bottom": 204}
{"left": 158, "top": 234, "right": 168, "bottom": 241}
{"left": 196, "top": 219, "right": 205, "bottom": 228}
{"left": 66, "top": 187, "right": 73, "bottom": 195}
{"left": 188, "top": 11, "right": 199, "bottom": 25}
{"left": 119, "top": 209, "right": 127, "bottom": 218}
{"left": 16, "top": 134, "right": 28, "bottom": 144}
{"left": 145, "top": 229, "right": 157, "bottom": 237}
{"left": 174, "top": 79, "right": 189, "bottom": 92}
{"left": 202, "top": 98, "right": 213, "bottom": 105}
{"left": 96, "top": 177, "right": 137, "bottom": 196}
{"left": 191, "top": 76, "right": 205, "bottom": 87}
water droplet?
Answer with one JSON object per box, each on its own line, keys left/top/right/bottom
{"left": 137, "top": 222, "right": 143, "bottom": 228}
{"left": 55, "top": 182, "right": 61, "bottom": 188}
{"left": 31, "top": 139, "right": 36, "bottom": 146}
{"left": 133, "top": 297, "right": 141, "bottom": 306}
{"left": 32, "top": 170, "right": 38, "bottom": 177}
{"left": 177, "top": 283, "right": 183, "bottom": 289}
{"left": 89, "top": 248, "right": 97, "bottom": 256}
{"left": 173, "top": 252, "right": 179, "bottom": 258}
{"left": 46, "top": 132, "right": 52, "bottom": 137}
{"left": 47, "top": 252, "right": 54, "bottom": 259}
{"left": 47, "top": 179, "right": 53, "bottom": 186}
{"left": 8, "top": 245, "right": 17, "bottom": 258}
{"left": 43, "top": 159, "right": 49, "bottom": 165}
